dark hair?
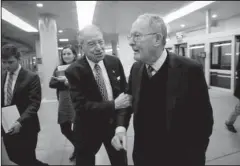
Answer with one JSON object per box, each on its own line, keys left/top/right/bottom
{"left": 1, "top": 44, "right": 21, "bottom": 60}
{"left": 59, "top": 45, "right": 78, "bottom": 65}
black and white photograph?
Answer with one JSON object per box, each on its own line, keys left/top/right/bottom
{"left": 1, "top": 1, "right": 240, "bottom": 166}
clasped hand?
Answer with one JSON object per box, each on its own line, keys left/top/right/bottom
{"left": 114, "top": 93, "right": 132, "bottom": 109}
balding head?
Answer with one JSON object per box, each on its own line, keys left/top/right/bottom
{"left": 135, "top": 13, "right": 167, "bottom": 45}
{"left": 78, "top": 24, "right": 106, "bottom": 63}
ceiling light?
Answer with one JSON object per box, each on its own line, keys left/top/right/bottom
{"left": 164, "top": 1, "right": 215, "bottom": 23}
{"left": 58, "top": 47, "right": 63, "bottom": 50}
{"left": 214, "top": 43, "right": 231, "bottom": 47}
{"left": 36, "top": 3, "right": 43, "bottom": 8}
{"left": 2, "top": 7, "right": 38, "bottom": 32}
{"left": 58, "top": 30, "right": 63, "bottom": 33}
{"left": 59, "top": 39, "right": 69, "bottom": 42}
{"left": 212, "top": 14, "right": 217, "bottom": 18}
{"left": 189, "top": 45, "right": 205, "bottom": 49}
{"left": 75, "top": 1, "right": 97, "bottom": 30}
{"left": 181, "top": 24, "right": 185, "bottom": 28}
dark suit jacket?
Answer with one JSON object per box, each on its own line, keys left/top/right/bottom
{"left": 1, "top": 68, "right": 41, "bottom": 135}
{"left": 65, "top": 55, "right": 130, "bottom": 146}
{"left": 117, "top": 51, "right": 214, "bottom": 165}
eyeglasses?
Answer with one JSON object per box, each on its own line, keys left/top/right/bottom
{"left": 127, "top": 32, "right": 161, "bottom": 42}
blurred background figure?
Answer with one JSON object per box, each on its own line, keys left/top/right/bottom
{"left": 225, "top": 58, "right": 240, "bottom": 133}
{"left": 49, "top": 45, "right": 77, "bottom": 161}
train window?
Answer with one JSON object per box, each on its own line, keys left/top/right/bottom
{"left": 210, "top": 41, "right": 231, "bottom": 70}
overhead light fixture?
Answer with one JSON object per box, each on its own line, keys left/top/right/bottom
{"left": 36, "top": 3, "right": 43, "bottom": 8}
{"left": 224, "top": 53, "right": 231, "bottom": 56}
{"left": 212, "top": 14, "right": 217, "bottom": 18}
{"left": 180, "top": 24, "right": 185, "bottom": 28}
{"left": 163, "top": 1, "right": 215, "bottom": 23}
{"left": 189, "top": 45, "right": 205, "bottom": 49}
{"left": 58, "top": 47, "right": 63, "bottom": 50}
{"left": 75, "top": 1, "right": 97, "bottom": 30}
{"left": 59, "top": 39, "right": 69, "bottom": 42}
{"left": 214, "top": 43, "right": 231, "bottom": 47}
{"left": 58, "top": 30, "right": 63, "bottom": 33}
{"left": 2, "top": 7, "right": 38, "bottom": 32}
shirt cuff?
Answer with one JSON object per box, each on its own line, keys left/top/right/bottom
{"left": 115, "top": 126, "right": 126, "bottom": 134}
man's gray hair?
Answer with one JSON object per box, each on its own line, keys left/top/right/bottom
{"left": 77, "top": 24, "right": 102, "bottom": 47}
{"left": 137, "top": 13, "right": 167, "bottom": 46}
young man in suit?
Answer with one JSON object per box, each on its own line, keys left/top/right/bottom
{"left": 65, "top": 25, "right": 131, "bottom": 166}
{"left": 112, "top": 13, "right": 214, "bottom": 166}
{"left": 1, "top": 44, "right": 49, "bottom": 166}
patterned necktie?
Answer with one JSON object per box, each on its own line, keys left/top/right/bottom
{"left": 147, "top": 65, "right": 154, "bottom": 78}
{"left": 6, "top": 72, "right": 14, "bottom": 106}
{"left": 94, "top": 64, "right": 108, "bottom": 101}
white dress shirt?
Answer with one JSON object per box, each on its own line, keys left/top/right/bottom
{"left": 86, "top": 56, "right": 113, "bottom": 101}
{"left": 146, "top": 49, "right": 167, "bottom": 76}
{"left": 116, "top": 49, "right": 168, "bottom": 134}
{"left": 4, "top": 64, "right": 22, "bottom": 106}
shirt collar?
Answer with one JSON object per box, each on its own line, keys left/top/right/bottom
{"left": 8, "top": 64, "right": 21, "bottom": 76}
{"left": 146, "top": 49, "right": 167, "bottom": 72}
{"left": 86, "top": 56, "right": 104, "bottom": 71}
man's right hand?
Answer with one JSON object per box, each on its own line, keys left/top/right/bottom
{"left": 114, "top": 93, "right": 132, "bottom": 110}
{"left": 111, "top": 131, "right": 127, "bottom": 151}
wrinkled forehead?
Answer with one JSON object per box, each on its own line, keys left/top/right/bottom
{"left": 131, "top": 18, "right": 150, "bottom": 34}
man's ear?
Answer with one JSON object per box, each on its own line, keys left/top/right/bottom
{"left": 154, "top": 34, "right": 162, "bottom": 47}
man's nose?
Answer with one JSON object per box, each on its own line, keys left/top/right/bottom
{"left": 128, "top": 37, "right": 135, "bottom": 46}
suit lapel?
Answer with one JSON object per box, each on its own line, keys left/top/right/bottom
{"left": 134, "top": 64, "right": 145, "bottom": 115}
{"left": 103, "top": 56, "right": 117, "bottom": 93}
{"left": 1, "top": 72, "right": 7, "bottom": 106}
{"left": 166, "top": 53, "right": 182, "bottom": 131}
{"left": 12, "top": 68, "right": 25, "bottom": 103}
{"left": 2, "top": 71, "right": 7, "bottom": 89}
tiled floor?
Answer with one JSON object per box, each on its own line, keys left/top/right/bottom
{"left": 2, "top": 89, "right": 240, "bottom": 165}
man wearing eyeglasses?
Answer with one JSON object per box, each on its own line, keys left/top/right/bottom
{"left": 112, "top": 13, "right": 214, "bottom": 166}
{"left": 65, "top": 25, "right": 131, "bottom": 166}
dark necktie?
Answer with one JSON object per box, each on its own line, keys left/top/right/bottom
{"left": 94, "top": 64, "right": 108, "bottom": 101}
{"left": 147, "top": 65, "right": 154, "bottom": 78}
{"left": 6, "top": 72, "right": 14, "bottom": 106}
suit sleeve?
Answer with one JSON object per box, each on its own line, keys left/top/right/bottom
{"left": 116, "top": 63, "right": 134, "bottom": 129}
{"left": 65, "top": 67, "right": 115, "bottom": 118}
{"left": 188, "top": 64, "right": 214, "bottom": 162}
{"left": 115, "top": 58, "right": 132, "bottom": 129}
{"left": 49, "top": 67, "right": 68, "bottom": 90}
{"left": 17, "top": 74, "right": 42, "bottom": 125}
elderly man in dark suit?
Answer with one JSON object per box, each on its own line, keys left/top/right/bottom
{"left": 1, "top": 44, "right": 49, "bottom": 166}
{"left": 65, "top": 25, "right": 131, "bottom": 166}
{"left": 112, "top": 13, "right": 214, "bottom": 166}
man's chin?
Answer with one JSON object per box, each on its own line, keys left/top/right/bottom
{"left": 134, "top": 54, "right": 141, "bottom": 62}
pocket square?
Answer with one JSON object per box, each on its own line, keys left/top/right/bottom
{"left": 117, "top": 76, "right": 120, "bottom": 80}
